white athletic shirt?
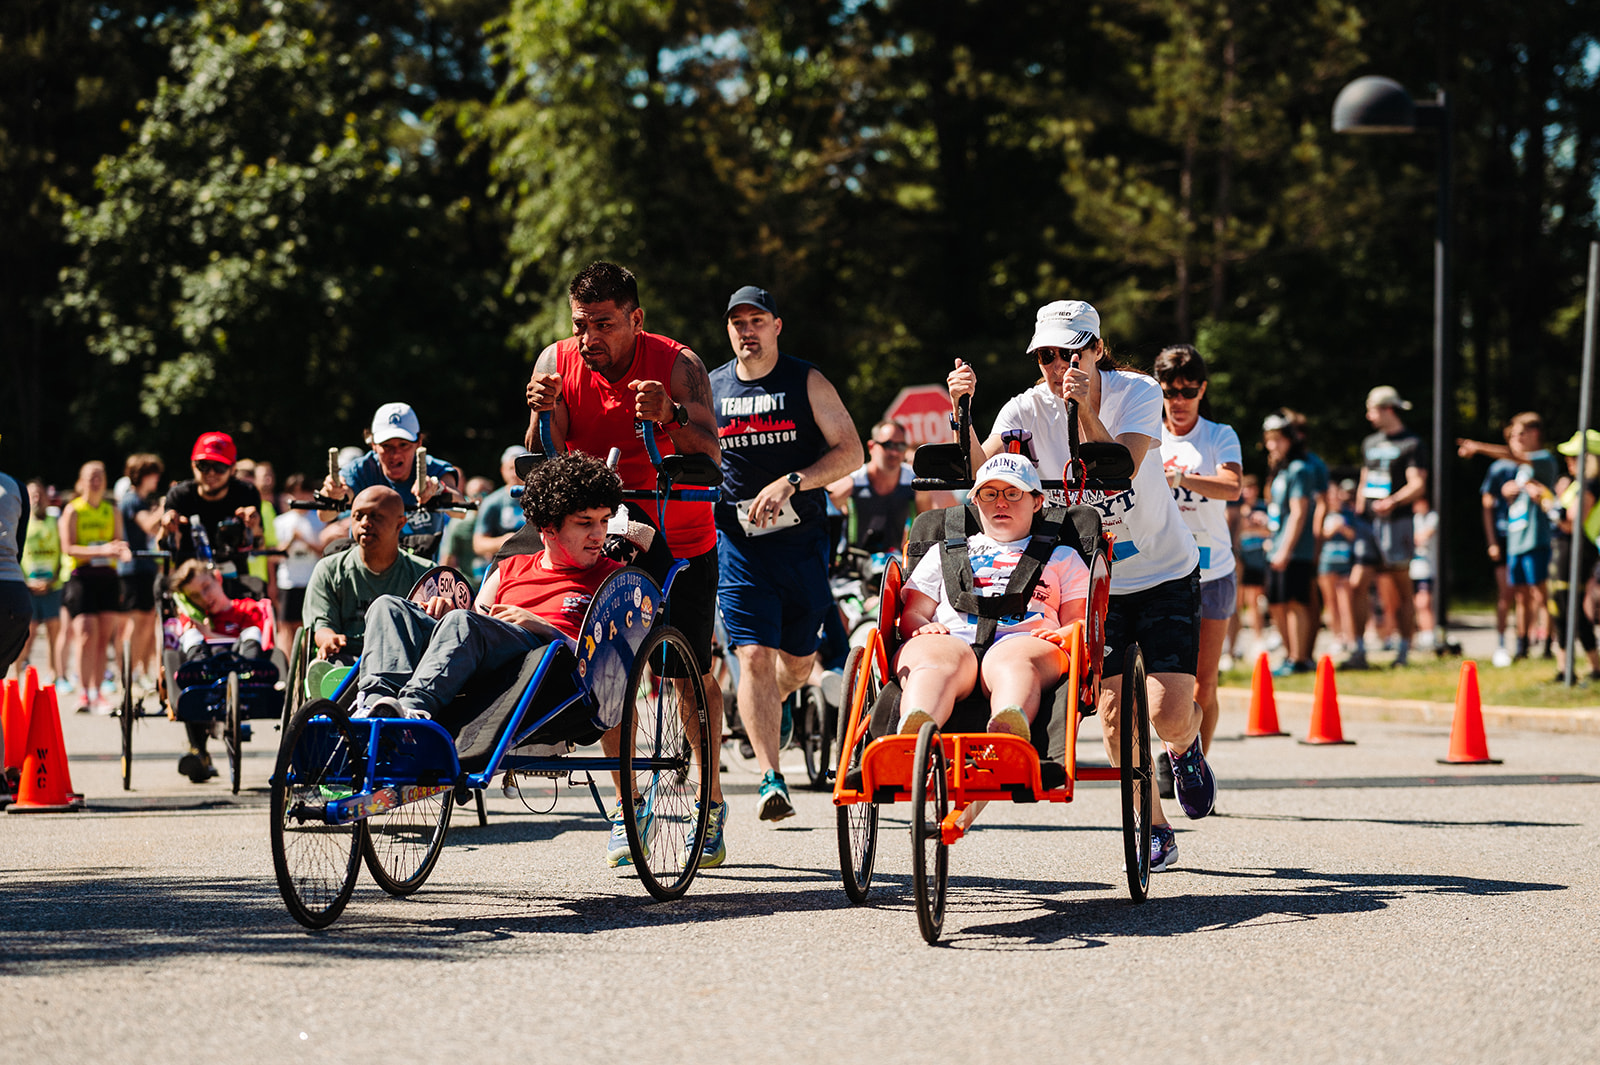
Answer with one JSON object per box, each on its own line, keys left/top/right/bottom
{"left": 274, "top": 509, "right": 325, "bottom": 590}
{"left": 1160, "top": 417, "right": 1242, "bottom": 583}
{"left": 905, "top": 533, "right": 1090, "bottom": 645}
{"left": 991, "top": 374, "right": 1200, "bottom": 594}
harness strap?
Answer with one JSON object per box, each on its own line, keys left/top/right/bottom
{"left": 938, "top": 505, "right": 1067, "bottom": 655}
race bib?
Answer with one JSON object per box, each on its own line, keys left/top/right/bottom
{"left": 1362, "top": 470, "right": 1392, "bottom": 500}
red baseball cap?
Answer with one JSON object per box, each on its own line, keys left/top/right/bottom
{"left": 191, "top": 431, "right": 237, "bottom": 465}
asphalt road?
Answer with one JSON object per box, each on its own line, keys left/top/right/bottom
{"left": 4, "top": 704, "right": 1599, "bottom": 1065}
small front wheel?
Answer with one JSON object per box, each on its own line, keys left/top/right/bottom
{"left": 835, "top": 645, "right": 880, "bottom": 904}
{"left": 910, "top": 719, "right": 949, "bottom": 944}
{"left": 119, "top": 634, "right": 136, "bottom": 791}
{"left": 799, "top": 683, "right": 833, "bottom": 790}
{"left": 225, "top": 671, "right": 242, "bottom": 795}
{"left": 1119, "top": 643, "right": 1153, "bottom": 902}
{"left": 361, "top": 783, "right": 453, "bottom": 898}
{"left": 270, "top": 700, "right": 364, "bottom": 929}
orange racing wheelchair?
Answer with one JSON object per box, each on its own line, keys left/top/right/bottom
{"left": 831, "top": 397, "right": 1154, "bottom": 943}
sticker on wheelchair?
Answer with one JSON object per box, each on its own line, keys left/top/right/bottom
{"left": 407, "top": 566, "right": 475, "bottom": 611}
{"left": 576, "top": 566, "right": 659, "bottom": 730}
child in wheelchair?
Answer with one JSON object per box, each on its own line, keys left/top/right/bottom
{"left": 350, "top": 452, "right": 624, "bottom": 728}
{"left": 895, "top": 454, "right": 1088, "bottom": 739}
{"left": 167, "top": 558, "right": 278, "bottom": 780}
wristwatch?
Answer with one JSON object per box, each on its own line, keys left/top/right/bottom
{"left": 666, "top": 402, "right": 689, "bottom": 429}
{"left": 786, "top": 471, "right": 803, "bottom": 488}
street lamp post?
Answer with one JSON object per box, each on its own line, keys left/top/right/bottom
{"left": 1333, "top": 75, "right": 1455, "bottom": 652}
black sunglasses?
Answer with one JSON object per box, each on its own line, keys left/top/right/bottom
{"left": 1035, "top": 347, "right": 1087, "bottom": 367}
{"left": 872, "top": 439, "right": 907, "bottom": 451}
{"left": 1162, "top": 385, "right": 1203, "bottom": 400}
{"left": 194, "top": 460, "right": 230, "bottom": 475}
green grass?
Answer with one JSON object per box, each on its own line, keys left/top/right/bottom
{"left": 1220, "top": 654, "right": 1600, "bottom": 709}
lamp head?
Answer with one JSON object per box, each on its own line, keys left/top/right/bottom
{"left": 1333, "top": 76, "right": 1417, "bottom": 134}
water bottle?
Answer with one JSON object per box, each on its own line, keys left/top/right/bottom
{"left": 192, "top": 522, "right": 214, "bottom": 562}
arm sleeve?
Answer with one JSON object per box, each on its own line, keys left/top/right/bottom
{"left": 1048, "top": 546, "right": 1091, "bottom": 605}
{"left": 301, "top": 558, "right": 336, "bottom": 634}
{"left": 1215, "top": 424, "right": 1242, "bottom": 467}
{"left": 903, "top": 545, "right": 947, "bottom": 605}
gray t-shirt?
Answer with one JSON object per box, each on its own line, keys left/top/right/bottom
{"left": 302, "top": 547, "right": 432, "bottom": 653}
{"left": 0, "top": 472, "right": 25, "bottom": 584}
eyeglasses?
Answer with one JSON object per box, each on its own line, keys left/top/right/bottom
{"left": 975, "top": 485, "right": 1027, "bottom": 503}
{"left": 194, "top": 460, "right": 229, "bottom": 475}
{"left": 872, "top": 439, "right": 907, "bottom": 451}
{"left": 1162, "top": 385, "right": 1203, "bottom": 400}
{"left": 1035, "top": 347, "right": 1086, "bottom": 367}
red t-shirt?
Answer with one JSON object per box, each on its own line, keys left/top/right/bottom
{"left": 556, "top": 332, "right": 717, "bottom": 557}
{"left": 495, "top": 552, "right": 623, "bottom": 642}
{"left": 179, "top": 598, "right": 273, "bottom": 648}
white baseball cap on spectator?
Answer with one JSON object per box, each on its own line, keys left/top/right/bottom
{"left": 372, "top": 402, "right": 421, "bottom": 443}
{"left": 1027, "top": 300, "right": 1101, "bottom": 354}
{"left": 1365, "top": 385, "right": 1412, "bottom": 411}
{"left": 501, "top": 444, "right": 532, "bottom": 464}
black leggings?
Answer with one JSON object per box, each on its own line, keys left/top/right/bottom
{"left": 1548, "top": 582, "right": 1596, "bottom": 654}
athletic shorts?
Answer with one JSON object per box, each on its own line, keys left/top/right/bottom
{"left": 30, "top": 586, "right": 63, "bottom": 622}
{"left": 1104, "top": 567, "right": 1199, "bottom": 678}
{"left": 1371, "top": 515, "right": 1415, "bottom": 571}
{"left": 717, "top": 526, "right": 833, "bottom": 659}
{"left": 119, "top": 572, "right": 156, "bottom": 613}
{"left": 1265, "top": 560, "right": 1314, "bottom": 606}
{"left": 1199, "top": 573, "right": 1237, "bottom": 622}
{"left": 280, "top": 586, "right": 307, "bottom": 624}
{"left": 63, "top": 568, "right": 121, "bottom": 617}
{"left": 1239, "top": 565, "right": 1266, "bottom": 588}
{"left": 1508, "top": 548, "right": 1550, "bottom": 587}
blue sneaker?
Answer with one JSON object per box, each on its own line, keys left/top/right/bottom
{"left": 1167, "top": 737, "right": 1215, "bottom": 819}
{"left": 685, "top": 799, "right": 728, "bottom": 868}
{"left": 1151, "top": 824, "right": 1179, "bottom": 871}
{"left": 756, "top": 770, "right": 795, "bottom": 822}
{"left": 605, "top": 797, "right": 653, "bottom": 868}
{"left": 779, "top": 694, "right": 795, "bottom": 750}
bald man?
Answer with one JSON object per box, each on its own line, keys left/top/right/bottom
{"left": 302, "top": 486, "right": 434, "bottom": 660}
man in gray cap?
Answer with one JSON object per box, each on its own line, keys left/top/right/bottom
{"left": 1357, "top": 385, "right": 1428, "bottom": 666}
{"left": 710, "top": 285, "right": 862, "bottom": 824}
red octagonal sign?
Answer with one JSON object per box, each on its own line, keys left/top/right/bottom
{"left": 882, "top": 384, "right": 953, "bottom": 448}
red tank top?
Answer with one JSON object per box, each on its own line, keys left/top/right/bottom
{"left": 496, "top": 552, "right": 623, "bottom": 642}
{"left": 556, "top": 332, "right": 716, "bottom": 557}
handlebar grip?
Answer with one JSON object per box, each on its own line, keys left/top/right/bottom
{"left": 537, "top": 411, "right": 557, "bottom": 457}
{"left": 327, "top": 446, "right": 338, "bottom": 480}
{"left": 414, "top": 446, "right": 428, "bottom": 498}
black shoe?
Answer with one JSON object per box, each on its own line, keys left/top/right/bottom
{"left": 1156, "top": 749, "right": 1175, "bottom": 800}
{"left": 178, "top": 750, "right": 216, "bottom": 783}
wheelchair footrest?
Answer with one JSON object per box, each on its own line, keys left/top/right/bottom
{"left": 851, "top": 732, "right": 1072, "bottom": 805}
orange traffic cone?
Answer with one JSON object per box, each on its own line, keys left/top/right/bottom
{"left": 1300, "top": 655, "right": 1354, "bottom": 745}
{"left": 1439, "top": 661, "right": 1501, "bottom": 765}
{"left": 1, "top": 677, "right": 24, "bottom": 774}
{"left": 6, "top": 685, "right": 83, "bottom": 813}
{"left": 1245, "top": 653, "right": 1289, "bottom": 737}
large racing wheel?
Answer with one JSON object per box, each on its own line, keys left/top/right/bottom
{"left": 835, "top": 645, "right": 881, "bottom": 904}
{"left": 618, "top": 624, "right": 712, "bottom": 901}
{"left": 361, "top": 781, "right": 453, "bottom": 898}
{"left": 281, "top": 625, "right": 309, "bottom": 736}
{"left": 270, "top": 700, "right": 364, "bottom": 929}
{"left": 1119, "top": 642, "right": 1153, "bottom": 902}
{"left": 910, "top": 718, "right": 949, "bottom": 944}
{"left": 799, "top": 683, "right": 833, "bottom": 791}
{"left": 119, "top": 634, "right": 136, "bottom": 791}
{"left": 224, "top": 670, "right": 243, "bottom": 795}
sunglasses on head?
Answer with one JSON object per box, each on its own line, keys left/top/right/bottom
{"left": 194, "top": 460, "right": 229, "bottom": 475}
{"left": 1162, "top": 385, "right": 1203, "bottom": 400}
{"left": 1034, "top": 347, "right": 1088, "bottom": 367}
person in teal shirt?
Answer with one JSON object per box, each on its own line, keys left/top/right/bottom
{"left": 1263, "top": 413, "right": 1317, "bottom": 675}
{"left": 302, "top": 486, "right": 432, "bottom": 663}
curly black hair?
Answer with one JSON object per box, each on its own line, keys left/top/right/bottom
{"left": 521, "top": 451, "right": 623, "bottom": 529}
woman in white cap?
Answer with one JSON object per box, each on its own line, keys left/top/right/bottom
{"left": 320, "top": 402, "right": 462, "bottom": 560}
{"left": 894, "top": 454, "right": 1088, "bottom": 737}
{"left": 946, "top": 300, "right": 1213, "bottom": 872}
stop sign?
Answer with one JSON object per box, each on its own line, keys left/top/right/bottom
{"left": 882, "top": 384, "right": 953, "bottom": 448}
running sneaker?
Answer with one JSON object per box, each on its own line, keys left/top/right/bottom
{"left": 756, "top": 770, "right": 795, "bottom": 822}
{"left": 899, "top": 709, "right": 934, "bottom": 736}
{"left": 605, "top": 797, "right": 654, "bottom": 868}
{"left": 1167, "top": 736, "right": 1215, "bottom": 819}
{"left": 987, "top": 707, "right": 1029, "bottom": 738}
{"left": 1151, "top": 824, "right": 1179, "bottom": 872}
{"left": 779, "top": 693, "right": 795, "bottom": 750}
{"left": 685, "top": 799, "right": 729, "bottom": 869}
{"left": 1156, "top": 749, "right": 1175, "bottom": 799}
{"left": 1340, "top": 648, "right": 1370, "bottom": 671}
{"left": 177, "top": 750, "right": 216, "bottom": 783}
{"left": 1271, "top": 660, "right": 1300, "bottom": 679}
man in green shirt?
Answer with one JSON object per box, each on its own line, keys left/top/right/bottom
{"left": 303, "top": 486, "right": 431, "bottom": 660}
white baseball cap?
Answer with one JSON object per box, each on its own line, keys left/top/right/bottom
{"left": 371, "top": 402, "right": 421, "bottom": 444}
{"left": 1027, "top": 300, "right": 1101, "bottom": 354}
{"left": 974, "top": 453, "right": 1043, "bottom": 495}
{"left": 1365, "top": 385, "right": 1412, "bottom": 411}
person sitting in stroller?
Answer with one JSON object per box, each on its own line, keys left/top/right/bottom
{"left": 351, "top": 451, "right": 625, "bottom": 725}
{"left": 167, "top": 558, "right": 277, "bottom": 781}
{"left": 894, "top": 454, "right": 1090, "bottom": 739}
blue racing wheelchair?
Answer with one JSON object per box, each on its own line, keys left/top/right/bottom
{"left": 268, "top": 420, "right": 723, "bottom": 928}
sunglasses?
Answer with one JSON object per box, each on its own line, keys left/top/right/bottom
{"left": 975, "top": 485, "right": 1028, "bottom": 503}
{"left": 872, "top": 439, "right": 907, "bottom": 451}
{"left": 194, "top": 460, "right": 230, "bottom": 475}
{"left": 1034, "top": 347, "right": 1087, "bottom": 367}
{"left": 1162, "top": 385, "right": 1203, "bottom": 400}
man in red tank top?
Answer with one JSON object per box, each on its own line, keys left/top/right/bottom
{"left": 523, "top": 262, "right": 728, "bottom": 867}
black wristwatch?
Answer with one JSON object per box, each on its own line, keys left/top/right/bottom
{"left": 666, "top": 402, "right": 690, "bottom": 429}
{"left": 786, "top": 471, "right": 803, "bottom": 488}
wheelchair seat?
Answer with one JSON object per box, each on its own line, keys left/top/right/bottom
{"left": 440, "top": 643, "right": 600, "bottom": 775}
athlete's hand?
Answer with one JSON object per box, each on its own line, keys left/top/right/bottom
{"left": 1064, "top": 354, "right": 1094, "bottom": 410}
{"left": 420, "top": 594, "right": 454, "bottom": 619}
{"left": 315, "top": 630, "right": 347, "bottom": 658}
{"left": 416, "top": 475, "right": 442, "bottom": 506}
{"left": 947, "top": 359, "right": 976, "bottom": 408}
{"left": 526, "top": 371, "right": 563, "bottom": 412}
{"left": 157, "top": 510, "right": 187, "bottom": 540}
{"left": 319, "top": 473, "right": 351, "bottom": 502}
{"left": 1487, "top": 542, "right": 1503, "bottom": 562}
{"left": 911, "top": 622, "right": 951, "bottom": 637}
{"left": 237, "top": 506, "right": 261, "bottom": 536}
{"left": 487, "top": 602, "right": 552, "bottom": 634}
{"left": 746, "top": 477, "right": 798, "bottom": 528}
{"left": 1038, "top": 628, "right": 1072, "bottom": 649}
{"left": 631, "top": 379, "right": 673, "bottom": 424}
{"left": 1269, "top": 552, "right": 1290, "bottom": 572}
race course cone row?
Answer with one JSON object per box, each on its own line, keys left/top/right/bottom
{"left": 6, "top": 682, "right": 84, "bottom": 814}
{"left": 1299, "top": 655, "right": 1355, "bottom": 746}
{"left": 1245, "top": 652, "right": 1289, "bottom": 737}
{"left": 1439, "top": 660, "right": 1501, "bottom": 765}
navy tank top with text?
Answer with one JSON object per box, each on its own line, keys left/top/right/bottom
{"left": 710, "top": 353, "right": 830, "bottom": 542}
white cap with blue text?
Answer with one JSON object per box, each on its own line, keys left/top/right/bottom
{"left": 974, "top": 453, "right": 1042, "bottom": 495}
{"left": 1027, "top": 300, "right": 1101, "bottom": 354}
{"left": 371, "top": 402, "right": 421, "bottom": 444}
